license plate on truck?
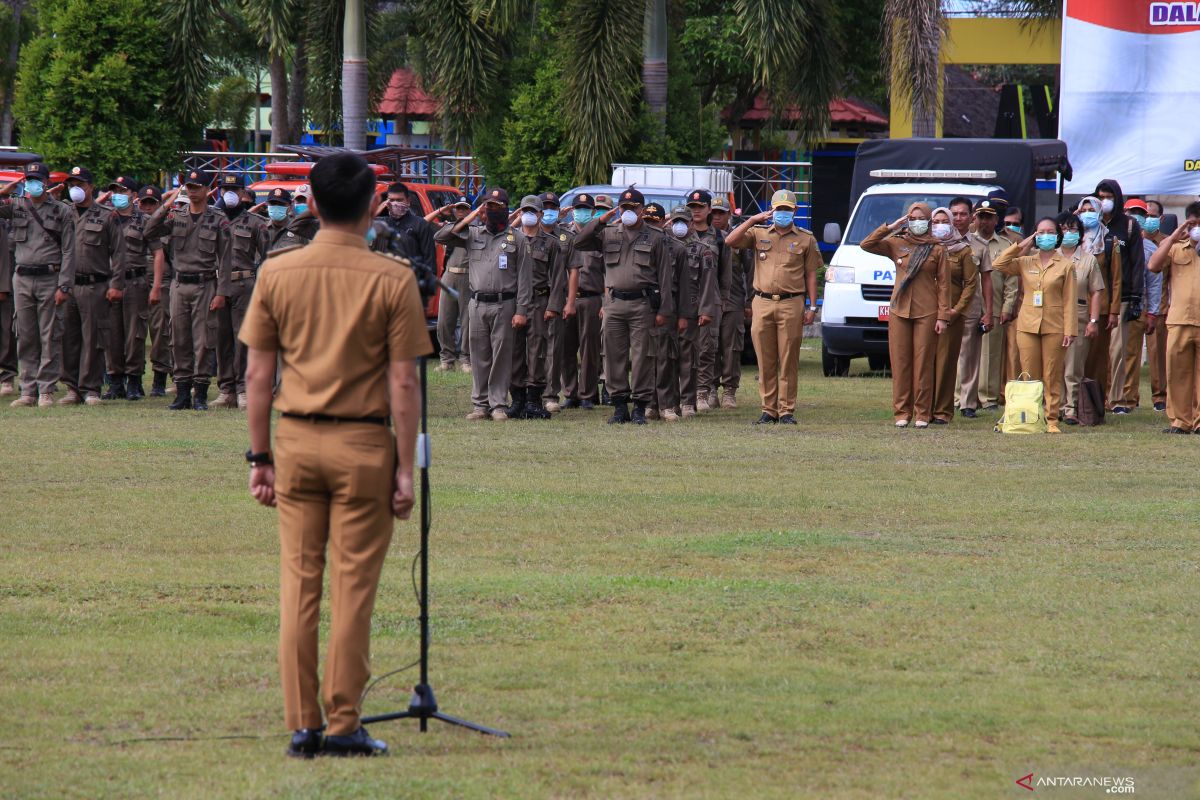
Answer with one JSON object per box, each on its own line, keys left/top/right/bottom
{"left": 878, "top": 306, "right": 890, "bottom": 321}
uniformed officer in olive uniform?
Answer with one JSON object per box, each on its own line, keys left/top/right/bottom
{"left": 711, "top": 195, "right": 752, "bottom": 409}
{"left": 105, "top": 175, "right": 161, "bottom": 400}
{"left": 215, "top": 173, "right": 269, "bottom": 409}
{"left": 508, "top": 194, "right": 560, "bottom": 419}
{"left": 144, "top": 169, "right": 233, "bottom": 411}
{"left": 1, "top": 163, "right": 75, "bottom": 407}
{"left": 429, "top": 196, "right": 472, "bottom": 372}
{"left": 0, "top": 220, "right": 13, "bottom": 397}
{"left": 685, "top": 189, "right": 727, "bottom": 412}
{"left": 539, "top": 191, "right": 571, "bottom": 412}
{"left": 561, "top": 193, "right": 604, "bottom": 409}
{"left": 641, "top": 203, "right": 677, "bottom": 419}
{"left": 726, "top": 190, "right": 820, "bottom": 425}
{"left": 671, "top": 205, "right": 718, "bottom": 418}
{"left": 143, "top": 185, "right": 173, "bottom": 397}
{"left": 434, "top": 187, "right": 532, "bottom": 420}
{"left": 263, "top": 188, "right": 311, "bottom": 253}
{"left": 61, "top": 166, "right": 125, "bottom": 406}
{"left": 572, "top": 187, "right": 674, "bottom": 424}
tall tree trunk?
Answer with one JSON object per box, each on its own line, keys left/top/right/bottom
{"left": 641, "top": 0, "right": 667, "bottom": 141}
{"left": 0, "top": 1, "right": 25, "bottom": 146}
{"left": 270, "top": 50, "right": 289, "bottom": 149}
{"left": 912, "top": 102, "right": 936, "bottom": 138}
{"left": 342, "top": 0, "right": 367, "bottom": 150}
{"left": 287, "top": 37, "right": 307, "bottom": 144}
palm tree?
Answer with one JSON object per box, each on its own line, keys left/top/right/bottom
{"left": 342, "top": 0, "right": 366, "bottom": 150}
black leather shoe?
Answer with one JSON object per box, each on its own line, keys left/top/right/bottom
{"left": 1112, "top": 406, "right": 1130, "bottom": 415}
{"left": 777, "top": 414, "right": 797, "bottom": 425}
{"left": 960, "top": 408, "right": 976, "bottom": 418}
{"left": 753, "top": 413, "right": 778, "bottom": 425}
{"left": 168, "top": 381, "right": 192, "bottom": 411}
{"left": 580, "top": 399, "right": 595, "bottom": 410}
{"left": 1154, "top": 402, "right": 1166, "bottom": 412}
{"left": 561, "top": 398, "right": 580, "bottom": 409}
{"left": 102, "top": 374, "right": 126, "bottom": 400}
{"left": 321, "top": 726, "right": 388, "bottom": 758}
{"left": 286, "top": 727, "right": 324, "bottom": 759}
{"left": 630, "top": 402, "right": 647, "bottom": 425}
{"left": 1064, "top": 416, "right": 1079, "bottom": 426}
{"left": 930, "top": 418, "right": 948, "bottom": 425}
{"left": 1163, "top": 426, "right": 1189, "bottom": 434}
{"left": 150, "top": 370, "right": 168, "bottom": 397}
{"left": 608, "top": 402, "right": 630, "bottom": 424}
{"left": 982, "top": 404, "right": 999, "bottom": 412}
{"left": 126, "top": 377, "right": 144, "bottom": 401}
{"left": 191, "top": 382, "right": 209, "bottom": 411}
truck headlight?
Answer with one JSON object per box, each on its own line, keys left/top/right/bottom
{"left": 825, "top": 267, "right": 855, "bottom": 284}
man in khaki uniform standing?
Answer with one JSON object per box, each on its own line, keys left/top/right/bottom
{"left": 971, "top": 198, "right": 1016, "bottom": 411}
{"left": 687, "top": 189, "right": 727, "bottom": 412}
{"left": 427, "top": 196, "right": 471, "bottom": 372}
{"left": 106, "top": 175, "right": 160, "bottom": 401}
{"left": 434, "top": 188, "right": 531, "bottom": 420}
{"left": 726, "top": 190, "right": 820, "bottom": 425}
{"left": 667, "top": 205, "right": 716, "bottom": 419}
{"left": 144, "top": 169, "right": 232, "bottom": 411}
{"left": 61, "top": 166, "right": 125, "bottom": 406}
{"left": 711, "top": 195, "right": 751, "bottom": 409}
{"left": 508, "top": 194, "right": 559, "bottom": 420}
{"left": 952, "top": 196, "right": 994, "bottom": 417}
{"left": 143, "top": 186, "right": 173, "bottom": 397}
{"left": 1148, "top": 203, "right": 1200, "bottom": 433}
{"left": 561, "top": 193, "right": 604, "bottom": 409}
{"left": 0, "top": 221, "right": 15, "bottom": 396}
{"left": 216, "top": 174, "right": 269, "bottom": 409}
{"left": 241, "top": 152, "right": 431, "bottom": 758}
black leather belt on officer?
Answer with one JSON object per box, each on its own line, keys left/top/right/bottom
{"left": 231, "top": 269, "right": 257, "bottom": 282}
{"left": 474, "top": 291, "right": 515, "bottom": 303}
{"left": 753, "top": 290, "right": 804, "bottom": 301}
{"left": 15, "top": 264, "right": 59, "bottom": 276}
{"left": 126, "top": 267, "right": 149, "bottom": 279}
{"left": 609, "top": 287, "right": 662, "bottom": 309}
{"left": 281, "top": 412, "right": 389, "bottom": 426}
{"left": 73, "top": 273, "right": 111, "bottom": 286}
{"left": 575, "top": 289, "right": 601, "bottom": 298}
{"left": 176, "top": 271, "right": 217, "bottom": 284}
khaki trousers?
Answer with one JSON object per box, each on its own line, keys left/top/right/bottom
{"left": 544, "top": 314, "right": 563, "bottom": 402}
{"left": 0, "top": 283, "right": 17, "bottom": 382}
{"left": 1016, "top": 330, "right": 1066, "bottom": 423}
{"left": 13, "top": 271, "right": 63, "bottom": 396}
{"left": 273, "top": 417, "right": 396, "bottom": 736}
{"left": 678, "top": 321, "right": 699, "bottom": 408}
{"left": 934, "top": 313, "right": 966, "bottom": 422}
{"left": 62, "top": 283, "right": 108, "bottom": 395}
{"left": 602, "top": 295, "right": 655, "bottom": 404}
{"left": 106, "top": 276, "right": 149, "bottom": 378}
{"left": 170, "top": 278, "right": 217, "bottom": 385}
{"left": 437, "top": 270, "right": 470, "bottom": 365}
{"left": 216, "top": 277, "right": 254, "bottom": 394}
{"left": 750, "top": 294, "right": 804, "bottom": 417}
{"left": 888, "top": 313, "right": 936, "bottom": 423}
{"left": 1120, "top": 311, "right": 1147, "bottom": 407}
{"left": 1165, "top": 324, "right": 1200, "bottom": 431}
{"left": 511, "top": 295, "right": 549, "bottom": 389}
{"left": 1062, "top": 307, "right": 1093, "bottom": 419}
{"left": 149, "top": 284, "right": 172, "bottom": 375}
{"left": 1107, "top": 301, "right": 1133, "bottom": 407}
{"left": 468, "top": 297, "right": 515, "bottom": 412}
{"left": 1148, "top": 317, "right": 1167, "bottom": 405}
{"left": 697, "top": 308, "right": 721, "bottom": 397}
{"left": 954, "top": 294, "right": 983, "bottom": 410}
{"left": 717, "top": 306, "right": 745, "bottom": 391}
{"left": 651, "top": 316, "right": 680, "bottom": 412}
{"left": 562, "top": 295, "right": 602, "bottom": 403}
{"left": 978, "top": 321, "right": 1006, "bottom": 406}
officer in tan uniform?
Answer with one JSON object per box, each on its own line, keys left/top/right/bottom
{"left": 561, "top": 193, "right": 604, "bottom": 409}
{"left": 216, "top": 174, "right": 269, "bottom": 409}
{"left": 686, "top": 189, "right": 727, "bottom": 412}
{"left": 1148, "top": 202, "right": 1200, "bottom": 433}
{"left": 952, "top": 196, "right": 994, "bottom": 418}
{"left": 434, "top": 187, "right": 531, "bottom": 420}
{"left": 427, "top": 196, "right": 471, "bottom": 371}
{"left": 930, "top": 207, "right": 978, "bottom": 424}
{"left": 666, "top": 205, "right": 716, "bottom": 419}
{"left": 1, "top": 163, "right": 76, "bottom": 407}
{"left": 971, "top": 198, "right": 1016, "bottom": 411}
{"left": 241, "top": 152, "right": 432, "bottom": 758}
{"left": 105, "top": 176, "right": 161, "bottom": 401}
{"left": 61, "top": 166, "right": 125, "bottom": 406}
{"left": 144, "top": 169, "right": 233, "bottom": 411}
{"left": 508, "top": 194, "right": 559, "bottom": 420}
{"left": 726, "top": 190, "right": 820, "bottom": 425}
{"left": 143, "top": 186, "right": 173, "bottom": 397}
{"left": 711, "top": 195, "right": 751, "bottom": 409}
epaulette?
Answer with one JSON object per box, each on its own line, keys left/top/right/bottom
{"left": 380, "top": 251, "right": 412, "bottom": 267}
{"left": 266, "top": 244, "right": 304, "bottom": 259}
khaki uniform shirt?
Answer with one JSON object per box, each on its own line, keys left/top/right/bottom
{"left": 992, "top": 245, "right": 1078, "bottom": 336}
{"left": 1161, "top": 242, "right": 1200, "bottom": 327}
{"left": 267, "top": 219, "right": 311, "bottom": 253}
{"left": 672, "top": 233, "right": 717, "bottom": 319}
{"left": 944, "top": 240, "right": 980, "bottom": 316}
{"left": 238, "top": 229, "right": 433, "bottom": 417}
{"left": 115, "top": 210, "right": 163, "bottom": 275}
{"left": 571, "top": 219, "right": 675, "bottom": 318}
{"left": 435, "top": 223, "right": 533, "bottom": 316}
{"left": 73, "top": 203, "right": 126, "bottom": 290}
{"left": 144, "top": 203, "right": 233, "bottom": 295}
{"left": 696, "top": 226, "right": 737, "bottom": 311}
{"left": 229, "top": 211, "right": 270, "bottom": 274}
{"left": 732, "top": 224, "right": 822, "bottom": 298}
{"left": 0, "top": 196, "right": 76, "bottom": 284}
{"left": 1067, "top": 249, "right": 1105, "bottom": 307}
{"left": 970, "top": 229, "right": 1018, "bottom": 316}
{"left": 860, "top": 225, "right": 951, "bottom": 320}
{"left": 567, "top": 222, "right": 604, "bottom": 295}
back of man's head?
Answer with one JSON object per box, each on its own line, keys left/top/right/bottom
{"left": 311, "top": 154, "right": 376, "bottom": 225}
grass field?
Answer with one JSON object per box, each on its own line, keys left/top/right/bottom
{"left": 2, "top": 347, "right": 1199, "bottom": 799}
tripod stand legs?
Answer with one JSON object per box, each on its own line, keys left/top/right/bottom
{"left": 362, "top": 683, "right": 510, "bottom": 737}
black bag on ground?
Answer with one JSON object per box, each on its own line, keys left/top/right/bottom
{"left": 1078, "top": 378, "right": 1106, "bottom": 426}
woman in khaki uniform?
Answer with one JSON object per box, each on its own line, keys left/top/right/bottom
{"left": 861, "top": 202, "right": 951, "bottom": 428}
{"left": 992, "top": 217, "right": 1078, "bottom": 433}
{"left": 930, "top": 207, "right": 978, "bottom": 424}
{"left": 1056, "top": 212, "right": 1105, "bottom": 425}
{"left": 1076, "top": 196, "right": 1122, "bottom": 392}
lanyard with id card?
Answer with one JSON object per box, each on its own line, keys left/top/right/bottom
{"left": 1033, "top": 291, "right": 1043, "bottom": 308}
{"left": 499, "top": 253, "right": 508, "bottom": 270}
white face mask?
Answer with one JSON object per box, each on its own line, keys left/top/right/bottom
{"left": 1189, "top": 226, "right": 1200, "bottom": 244}
{"left": 670, "top": 221, "right": 688, "bottom": 238}
{"left": 1100, "top": 198, "right": 1114, "bottom": 214}
{"left": 520, "top": 211, "right": 538, "bottom": 228}
{"left": 620, "top": 209, "right": 638, "bottom": 227}
{"left": 68, "top": 186, "right": 87, "bottom": 204}
{"left": 932, "top": 223, "right": 953, "bottom": 240}
{"left": 222, "top": 191, "right": 240, "bottom": 209}
{"left": 907, "top": 218, "right": 929, "bottom": 236}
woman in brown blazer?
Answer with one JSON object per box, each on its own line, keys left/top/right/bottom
{"left": 992, "top": 217, "right": 1078, "bottom": 433}
{"left": 930, "top": 206, "right": 979, "bottom": 424}
{"left": 861, "top": 202, "right": 951, "bottom": 428}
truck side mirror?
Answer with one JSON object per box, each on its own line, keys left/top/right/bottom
{"left": 823, "top": 223, "right": 842, "bottom": 245}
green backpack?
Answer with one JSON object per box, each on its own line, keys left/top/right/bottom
{"left": 995, "top": 374, "right": 1047, "bottom": 434}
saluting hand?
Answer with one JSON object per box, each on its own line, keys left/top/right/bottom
{"left": 0, "top": 178, "right": 20, "bottom": 196}
{"left": 48, "top": 184, "right": 64, "bottom": 198}
{"left": 392, "top": 470, "right": 414, "bottom": 520}
{"left": 249, "top": 465, "right": 276, "bottom": 508}
{"left": 1019, "top": 234, "right": 1037, "bottom": 253}
{"left": 752, "top": 210, "right": 773, "bottom": 225}
{"left": 889, "top": 215, "right": 908, "bottom": 231}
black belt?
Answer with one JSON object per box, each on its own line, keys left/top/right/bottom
{"left": 575, "top": 289, "right": 601, "bottom": 298}
{"left": 754, "top": 290, "right": 803, "bottom": 301}
{"left": 127, "top": 268, "right": 148, "bottom": 279}
{"left": 175, "top": 272, "right": 216, "bottom": 284}
{"left": 73, "top": 273, "right": 111, "bottom": 286}
{"left": 474, "top": 291, "right": 516, "bottom": 303}
{"left": 1078, "top": 300, "right": 1088, "bottom": 306}
{"left": 15, "top": 264, "right": 59, "bottom": 276}
{"left": 231, "top": 269, "right": 257, "bottom": 282}
{"left": 609, "top": 288, "right": 650, "bottom": 302}
{"left": 281, "top": 412, "right": 388, "bottom": 426}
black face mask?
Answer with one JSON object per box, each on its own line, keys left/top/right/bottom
{"left": 485, "top": 207, "right": 508, "bottom": 232}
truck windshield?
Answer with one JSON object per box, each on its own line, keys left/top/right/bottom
{"left": 844, "top": 194, "right": 982, "bottom": 245}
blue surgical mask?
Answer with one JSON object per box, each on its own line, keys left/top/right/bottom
{"left": 1035, "top": 233, "right": 1058, "bottom": 251}
{"left": 1142, "top": 216, "right": 1160, "bottom": 234}
{"left": 1007, "top": 224, "right": 1023, "bottom": 235}
{"left": 294, "top": 203, "right": 308, "bottom": 216}
{"left": 593, "top": 209, "right": 606, "bottom": 221}
{"left": 25, "top": 180, "right": 44, "bottom": 198}
{"left": 365, "top": 226, "right": 377, "bottom": 245}
{"left": 772, "top": 210, "right": 795, "bottom": 228}
{"left": 542, "top": 209, "right": 559, "bottom": 225}
{"left": 1061, "top": 231, "right": 1081, "bottom": 248}
{"left": 112, "top": 194, "right": 130, "bottom": 210}
{"left": 268, "top": 205, "right": 288, "bottom": 222}
{"left": 1079, "top": 211, "right": 1100, "bottom": 229}
{"left": 573, "top": 209, "right": 592, "bottom": 225}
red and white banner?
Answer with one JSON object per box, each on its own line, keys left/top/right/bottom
{"left": 1060, "top": 0, "right": 1200, "bottom": 194}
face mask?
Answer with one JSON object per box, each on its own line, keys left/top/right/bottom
{"left": 594, "top": 209, "right": 607, "bottom": 220}
{"left": 520, "top": 211, "right": 538, "bottom": 228}
{"left": 25, "top": 180, "right": 44, "bottom": 198}
{"left": 932, "top": 223, "right": 953, "bottom": 240}
{"left": 388, "top": 200, "right": 409, "bottom": 218}
{"left": 112, "top": 194, "right": 130, "bottom": 210}
{"left": 772, "top": 210, "right": 795, "bottom": 228}
{"left": 1100, "top": 198, "right": 1114, "bottom": 214}
{"left": 1189, "top": 226, "right": 1200, "bottom": 244}
{"left": 268, "top": 205, "right": 288, "bottom": 222}
{"left": 907, "top": 218, "right": 929, "bottom": 236}
{"left": 365, "top": 226, "right": 377, "bottom": 246}
{"left": 1142, "top": 216, "right": 1160, "bottom": 234}
{"left": 573, "top": 208, "right": 592, "bottom": 225}
{"left": 68, "top": 186, "right": 87, "bottom": 204}
{"left": 1035, "top": 233, "right": 1058, "bottom": 251}
{"left": 619, "top": 209, "right": 638, "bottom": 227}
{"left": 485, "top": 207, "right": 508, "bottom": 231}
{"left": 670, "top": 221, "right": 688, "bottom": 238}
{"left": 222, "top": 191, "right": 240, "bottom": 209}
{"left": 294, "top": 203, "right": 308, "bottom": 216}
{"left": 1079, "top": 211, "right": 1100, "bottom": 229}
{"left": 542, "top": 209, "right": 558, "bottom": 225}
{"left": 1006, "top": 224, "right": 1022, "bottom": 235}
{"left": 1061, "top": 231, "right": 1081, "bottom": 248}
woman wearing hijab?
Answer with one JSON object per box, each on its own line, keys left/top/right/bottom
{"left": 929, "top": 207, "right": 978, "bottom": 425}
{"left": 993, "top": 217, "right": 1078, "bottom": 433}
{"left": 1076, "top": 196, "right": 1122, "bottom": 394}
{"left": 1056, "top": 212, "right": 1106, "bottom": 424}
{"left": 861, "top": 202, "right": 951, "bottom": 428}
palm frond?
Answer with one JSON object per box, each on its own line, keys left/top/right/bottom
{"left": 417, "top": 0, "right": 499, "bottom": 148}
{"left": 882, "top": 0, "right": 946, "bottom": 125}
{"left": 303, "top": 0, "right": 343, "bottom": 138}
{"left": 164, "top": 0, "right": 220, "bottom": 132}
{"left": 241, "top": 0, "right": 301, "bottom": 58}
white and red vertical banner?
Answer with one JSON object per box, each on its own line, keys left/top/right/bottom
{"left": 1060, "top": 1, "right": 1200, "bottom": 194}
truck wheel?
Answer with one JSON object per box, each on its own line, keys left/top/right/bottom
{"left": 867, "top": 354, "right": 890, "bottom": 373}
{"left": 822, "top": 343, "right": 850, "bottom": 377}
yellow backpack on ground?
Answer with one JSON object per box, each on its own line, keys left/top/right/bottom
{"left": 995, "top": 374, "right": 1047, "bottom": 434}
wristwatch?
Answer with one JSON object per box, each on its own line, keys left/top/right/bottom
{"left": 58, "top": 284, "right": 70, "bottom": 294}
{"left": 1089, "top": 318, "right": 1098, "bottom": 324}
{"left": 245, "top": 449, "right": 273, "bottom": 467}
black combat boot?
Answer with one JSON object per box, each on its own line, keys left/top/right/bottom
{"left": 607, "top": 397, "right": 630, "bottom": 424}
{"left": 600, "top": 383, "right": 612, "bottom": 405}
{"left": 192, "top": 382, "right": 210, "bottom": 411}
{"left": 168, "top": 381, "right": 192, "bottom": 410}
{"left": 150, "top": 370, "right": 168, "bottom": 397}
{"left": 506, "top": 386, "right": 527, "bottom": 419}
{"left": 630, "top": 401, "right": 648, "bottom": 425}
{"left": 102, "top": 374, "right": 126, "bottom": 400}
{"left": 525, "top": 385, "right": 551, "bottom": 419}
{"left": 126, "top": 375, "right": 145, "bottom": 401}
